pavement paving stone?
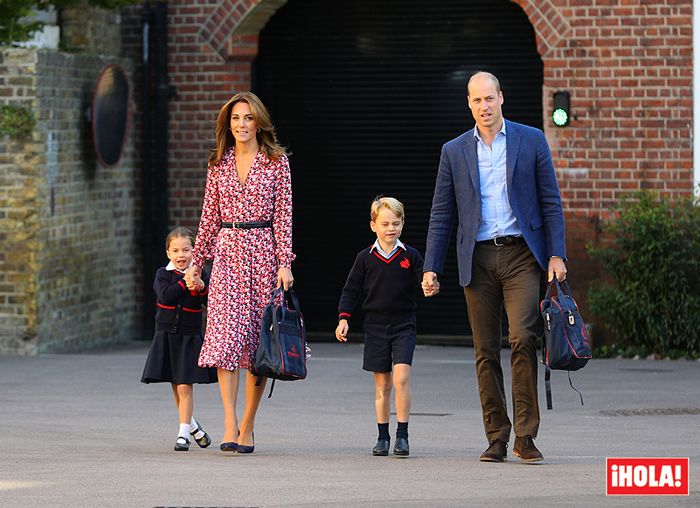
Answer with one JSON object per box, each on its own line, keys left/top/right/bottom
{"left": 1, "top": 342, "right": 698, "bottom": 507}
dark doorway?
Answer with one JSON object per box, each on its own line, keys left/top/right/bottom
{"left": 256, "top": 0, "right": 542, "bottom": 338}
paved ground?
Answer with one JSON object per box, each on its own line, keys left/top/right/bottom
{"left": 1, "top": 341, "right": 698, "bottom": 507}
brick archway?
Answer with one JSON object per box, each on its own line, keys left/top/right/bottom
{"left": 200, "top": 0, "right": 570, "bottom": 60}
{"left": 173, "top": 0, "right": 693, "bottom": 320}
{"left": 511, "top": 0, "right": 571, "bottom": 56}
{"left": 200, "top": 0, "right": 286, "bottom": 61}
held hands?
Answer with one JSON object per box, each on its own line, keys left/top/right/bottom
{"left": 548, "top": 257, "right": 567, "bottom": 282}
{"left": 184, "top": 265, "right": 202, "bottom": 291}
{"left": 186, "top": 276, "right": 205, "bottom": 293}
{"left": 277, "top": 267, "right": 294, "bottom": 291}
{"left": 335, "top": 319, "right": 349, "bottom": 342}
{"left": 422, "top": 271, "right": 440, "bottom": 297}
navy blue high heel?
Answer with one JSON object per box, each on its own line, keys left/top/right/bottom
{"left": 220, "top": 430, "right": 238, "bottom": 452}
{"left": 237, "top": 432, "right": 254, "bottom": 454}
{"left": 219, "top": 442, "right": 237, "bottom": 452}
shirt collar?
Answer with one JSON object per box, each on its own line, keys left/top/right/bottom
{"left": 370, "top": 238, "right": 406, "bottom": 255}
{"left": 473, "top": 119, "right": 507, "bottom": 141}
{"left": 166, "top": 261, "right": 189, "bottom": 274}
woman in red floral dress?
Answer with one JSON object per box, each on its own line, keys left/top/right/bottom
{"left": 184, "top": 92, "right": 295, "bottom": 454}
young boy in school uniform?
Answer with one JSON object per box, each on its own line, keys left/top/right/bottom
{"left": 335, "top": 197, "right": 424, "bottom": 457}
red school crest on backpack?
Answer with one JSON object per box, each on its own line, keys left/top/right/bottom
{"left": 400, "top": 258, "right": 411, "bottom": 269}
{"left": 287, "top": 343, "right": 300, "bottom": 358}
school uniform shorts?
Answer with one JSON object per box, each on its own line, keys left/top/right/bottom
{"left": 362, "top": 317, "right": 417, "bottom": 373}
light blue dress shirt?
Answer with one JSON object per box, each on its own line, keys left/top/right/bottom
{"left": 474, "top": 121, "right": 523, "bottom": 242}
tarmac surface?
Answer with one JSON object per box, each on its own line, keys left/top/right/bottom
{"left": 1, "top": 341, "right": 698, "bottom": 507}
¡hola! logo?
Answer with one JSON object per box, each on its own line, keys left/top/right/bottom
{"left": 606, "top": 458, "right": 689, "bottom": 496}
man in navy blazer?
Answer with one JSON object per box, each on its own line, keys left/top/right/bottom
{"left": 422, "top": 71, "right": 567, "bottom": 463}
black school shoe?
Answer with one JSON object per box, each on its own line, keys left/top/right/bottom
{"left": 190, "top": 419, "right": 212, "bottom": 448}
{"left": 174, "top": 436, "right": 190, "bottom": 451}
{"left": 393, "top": 437, "right": 409, "bottom": 457}
{"left": 372, "top": 438, "right": 390, "bottom": 456}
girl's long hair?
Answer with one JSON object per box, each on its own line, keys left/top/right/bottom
{"left": 208, "top": 92, "right": 286, "bottom": 167}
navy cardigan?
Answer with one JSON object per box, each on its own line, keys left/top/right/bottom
{"left": 153, "top": 267, "right": 210, "bottom": 335}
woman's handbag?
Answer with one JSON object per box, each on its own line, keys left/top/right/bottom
{"left": 252, "top": 287, "right": 308, "bottom": 397}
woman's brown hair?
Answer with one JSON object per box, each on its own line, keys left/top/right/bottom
{"left": 208, "top": 91, "right": 286, "bottom": 167}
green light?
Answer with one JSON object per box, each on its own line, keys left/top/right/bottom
{"left": 552, "top": 91, "right": 571, "bottom": 127}
{"left": 552, "top": 108, "right": 568, "bottom": 127}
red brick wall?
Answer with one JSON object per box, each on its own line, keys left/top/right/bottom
{"left": 513, "top": 0, "right": 693, "bottom": 319}
{"left": 122, "top": 0, "right": 694, "bottom": 235}
{"left": 121, "top": 0, "right": 694, "bottom": 338}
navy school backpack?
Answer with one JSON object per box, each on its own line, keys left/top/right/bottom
{"left": 539, "top": 277, "right": 592, "bottom": 409}
{"left": 252, "top": 288, "right": 308, "bottom": 398}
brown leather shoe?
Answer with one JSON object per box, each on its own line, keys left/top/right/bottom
{"left": 479, "top": 440, "right": 507, "bottom": 462}
{"left": 513, "top": 436, "right": 543, "bottom": 462}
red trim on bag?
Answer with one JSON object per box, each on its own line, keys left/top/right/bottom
{"left": 550, "top": 299, "right": 592, "bottom": 359}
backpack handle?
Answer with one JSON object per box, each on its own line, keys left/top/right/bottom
{"left": 544, "top": 277, "right": 572, "bottom": 300}
{"left": 268, "top": 287, "right": 303, "bottom": 322}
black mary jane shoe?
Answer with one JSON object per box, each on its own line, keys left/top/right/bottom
{"left": 190, "top": 419, "right": 212, "bottom": 448}
{"left": 174, "top": 437, "right": 190, "bottom": 451}
{"left": 372, "top": 438, "right": 390, "bottom": 456}
{"left": 219, "top": 442, "right": 238, "bottom": 453}
{"left": 393, "top": 437, "right": 410, "bottom": 457}
{"left": 236, "top": 432, "right": 254, "bottom": 454}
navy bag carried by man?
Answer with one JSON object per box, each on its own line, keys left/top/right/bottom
{"left": 253, "top": 288, "right": 308, "bottom": 397}
{"left": 540, "top": 278, "right": 592, "bottom": 409}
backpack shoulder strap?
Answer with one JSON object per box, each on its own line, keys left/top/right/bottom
{"left": 255, "top": 375, "right": 277, "bottom": 399}
{"left": 545, "top": 364, "right": 553, "bottom": 410}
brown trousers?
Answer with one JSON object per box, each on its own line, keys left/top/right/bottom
{"left": 464, "top": 241, "right": 541, "bottom": 444}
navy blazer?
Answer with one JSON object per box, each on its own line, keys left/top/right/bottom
{"left": 424, "top": 119, "right": 566, "bottom": 287}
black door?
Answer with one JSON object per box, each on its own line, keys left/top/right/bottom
{"left": 256, "top": 0, "right": 542, "bottom": 338}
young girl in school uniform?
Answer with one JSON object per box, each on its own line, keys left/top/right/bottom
{"left": 141, "top": 227, "right": 218, "bottom": 451}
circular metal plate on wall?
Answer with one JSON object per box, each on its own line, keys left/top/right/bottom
{"left": 92, "top": 64, "right": 130, "bottom": 168}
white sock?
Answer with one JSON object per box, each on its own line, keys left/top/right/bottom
{"left": 178, "top": 423, "right": 190, "bottom": 439}
{"left": 189, "top": 417, "right": 205, "bottom": 439}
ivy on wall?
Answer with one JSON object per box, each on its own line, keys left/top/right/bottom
{"left": 0, "top": 103, "right": 35, "bottom": 140}
{"left": 0, "top": 0, "right": 139, "bottom": 45}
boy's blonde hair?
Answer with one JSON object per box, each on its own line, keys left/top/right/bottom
{"left": 165, "top": 227, "right": 196, "bottom": 250}
{"left": 370, "top": 196, "right": 405, "bottom": 222}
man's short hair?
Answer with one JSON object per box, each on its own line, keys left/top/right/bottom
{"left": 467, "top": 71, "right": 501, "bottom": 96}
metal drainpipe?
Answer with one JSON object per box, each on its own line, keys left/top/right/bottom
{"left": 154, "top": 0, "right": 172, "bottom": 241}
{"left": 141, "top": 1, "right": 154, "bottom": 339}
{"left": 140, "top": 1, "right": 173, "bottom": 339}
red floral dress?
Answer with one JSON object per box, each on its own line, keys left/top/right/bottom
{"left": 192, "top": 147, "right": 295, "bottom": 371}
